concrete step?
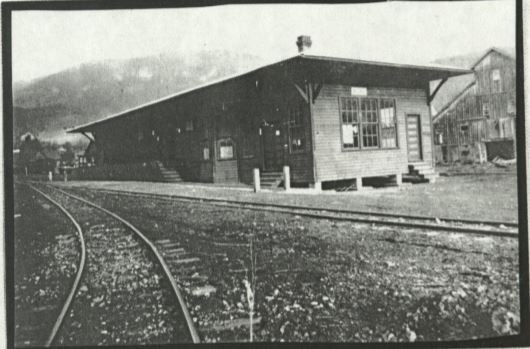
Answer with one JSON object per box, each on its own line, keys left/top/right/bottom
{"left": 417, "top": 169, "right": 436, "bottom": 175}
{"left": 163, "top": 175, "right": 182, "bottom": 179}
{"left": 261, "top": 174, "right": 282, "bottom": 179}
{"left": 409, "top": 164, "right": 432, "bottom": 169}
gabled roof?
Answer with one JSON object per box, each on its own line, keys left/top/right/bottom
{"left": 69, "top": 53, "right": 470, "bottom": 133}
{"left": 471, "top": 47, "right": 516, "bottom": 69}
{"left": 432, "top": 46, "right": 515, "bottom": 118}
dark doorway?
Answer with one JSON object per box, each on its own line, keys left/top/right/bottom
{"left": 406, "top": 114, "right": 422, "bottom": 162}
{"left": 262, "top": 122, "right": 284, "bottom": 171}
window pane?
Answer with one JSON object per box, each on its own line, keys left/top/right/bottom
{"left": 380, "top": 99, "right": 397, "bottom": 148}
{"left": 289, "top": 104, "right": 306, "bottom": 153}
{"left": 220, "top": 145, "right": 233, "bottom": 159}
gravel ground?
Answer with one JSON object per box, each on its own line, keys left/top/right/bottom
{"left": 35, "top": 185, "right": 193, "bottom": 345}
{"left": 14, "top": 185, "right": 80, "bottom": 347}
{"left": 65, "top": 186, "right": 520, "bottom": 343}
{"left": 54, "top": 169, "right": 519, "bottom": 222}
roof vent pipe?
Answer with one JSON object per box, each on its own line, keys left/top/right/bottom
{"left": 296, "top": 35, "right": 312, "bottom": 54}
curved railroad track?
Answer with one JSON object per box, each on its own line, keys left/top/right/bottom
{"left": 58, "top": 185, "right": 518, "bottom": 239}
{"left": 25, "top": 184, "right": 87, "bottom": 347}
{"left": 23, "top": 183, "right": 200, "bottom": 346}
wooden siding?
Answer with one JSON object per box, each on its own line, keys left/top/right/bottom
{"left": 434, "top": 50, "right": 516, "bottom": 149}
{"left": 312, "top": 84, "right": 431, "bottom": 182}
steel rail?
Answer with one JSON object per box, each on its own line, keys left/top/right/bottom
{"left": 68, "top": 186, "right": 518, "bottom": 239}
{"left": 65, "top": 185, "right": 518, "bottom": 228}
{"left": 26, "top": 184, "right": 87, "bottom": 348}
{"left": 45, "top": 184, "right": 201, "bottom": 343}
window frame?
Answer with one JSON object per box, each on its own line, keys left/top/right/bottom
{"left": 482, "top": 102, "right": 490, "bottom": 119}
{"left": 339, "top": 96, "right": 399, "bottom": 152}
{"left": 201, "top": 139, "right": 211, "bottom": 161}
{"left": 217, "top": 137, "right": 236, "bottom": 161}
{"left": 185, "top": 120, "right": 195, "bottom": 132}
{"left": 379, "top": 98, "right": 399, "bottom": 149}
{"left": 339, "top": 97, "right": 360, "bottom": 150}
{"left": 491, "top": 69, "right": 502, "bottom": 93}
{"left": 288, "top": 102, "right": 307, "bottom": 154}
{"left": 360, "top": 98, "right": 380, "bottom": 149}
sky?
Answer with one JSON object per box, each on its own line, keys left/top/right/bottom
{"left": 12, "top": 1, "right": 515, "bottom": 83}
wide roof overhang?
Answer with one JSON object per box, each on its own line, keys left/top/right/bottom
{"left": 69, "top": 54, "right": 471, "bottom": 133}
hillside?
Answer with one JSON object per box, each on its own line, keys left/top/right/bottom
{"left": 13, "top": 47, "right": 516, "bottom": 148}
{"left": 13, "top": 50, "right": 267, "bottom": 147}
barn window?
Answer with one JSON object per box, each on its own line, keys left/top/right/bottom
{"left": 339, "top": 97, "right": 360, "bottom": 149}
{"left": 360, "top": 98, "right": 379, "bottom": 148}
{"left": 218, "top": 138, "right": 235, "bottom": 160}
{"left": 482, "top": 103, "right": 490, "bottom": 118}
{"left": 185, "top": 120, "right": 194, "bottom": 132}
{"left": 379, "top": 99, "right": 397, "bottom": 148}
{"left": 288, "top": 103, "right": 306, "bottom": 153}
{"left": 492, "top": 69, "right": 502, "bottom": 93}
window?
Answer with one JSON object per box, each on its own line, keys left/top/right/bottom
{"left": 185, "top": 120, "right": 194, "bottom": 132}
{"left": 340, "top": 97, "right": 398, "bottom": 150}
{"left": 360, "top": 98, "right": 379, "bottom": 148}
{"left": 491, "top": 69, "right": 502, "bottom": 93}
{"left": 288, "top": 103, "right": 306, "bottom": 153}
{"left": 482, "top": 103, "right": 490, "bottom": 118}
{"left": 201, "top": 141, "right": 210, "bottom": 160}
{"left": 379, "top": 99, "right": 397, "bottom": 148}
{"left": 340, "top": 97, "right": 360, "bottom": 149}
{"left": 218, "top": 138, "right": 235, "bottom": 160}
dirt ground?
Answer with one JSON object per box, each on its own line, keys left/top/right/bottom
{"left": 54, "top": 169, "right": 519, "bottom": 222}
{"left": 63, "top": 186, "right": 520, "bottom": 342}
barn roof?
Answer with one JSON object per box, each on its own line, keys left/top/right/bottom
{"left": 471, "top": 47, "right": 516, "bottom": 69}
{"left": 69, "top": 54, "right": 470, "bottom": 133}
{"left": 432, "top": 47, "right": 516, "bottom": 120}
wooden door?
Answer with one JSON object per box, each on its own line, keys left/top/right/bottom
{"left": 406, "top": 114, "right": 422, "bottom": 162}
{"left": 262, "top": 123, "right": 284, "bottom": 171}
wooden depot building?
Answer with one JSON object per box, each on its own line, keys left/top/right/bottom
{"left": 70, "top": 36, "right": 470, "bottom": 190}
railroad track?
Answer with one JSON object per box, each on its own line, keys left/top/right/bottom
{"left": 21, "top": 183, "right": 199, "bottom": 346}
{"left": 14, "top": 185, "right": 85, "bottom": 347}
{"left": 57, "top": 185, "right": 518, "bottom": 239}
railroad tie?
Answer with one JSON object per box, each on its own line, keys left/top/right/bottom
{"left": 158, "top": 242, "right": 181, "bottom": 249}
{"left": 170, "top": 257, "right": 200, "bottom": 265}
{"left": 165, "top": 247, "right": 185, "bottom": 254}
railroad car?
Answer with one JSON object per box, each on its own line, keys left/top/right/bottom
{"left": 69, "top": 36, "right": 469, "bottom": 189}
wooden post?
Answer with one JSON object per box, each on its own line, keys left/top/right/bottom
{"left": 48, "top": 171, "right": 53, "bottom": 182}
{"left": 253, "top": 168, "right": 260, "bottom": 193}
{"left": 311, "top": 181, "right": 322, "bottom": 191}
{"left": 283, "top": 166, "right": 290, "bottom": 191}
{"left": 356, "top": 176, "right": 363, "bottom": 191}
{"left": 395, "top": 173, "right": 402, "bottom": 187}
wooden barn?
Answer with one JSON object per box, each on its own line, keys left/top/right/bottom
{"left": 69, "top": 36, "right": 469, "bottom": 189}
{"left": 432, "top": 48, "right": 516, "bottom": 163}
